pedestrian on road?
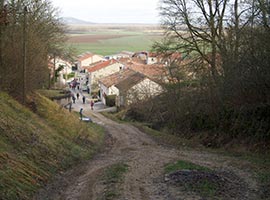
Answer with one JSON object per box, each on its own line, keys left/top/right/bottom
{"left": 72, "top": 95, "right": 76, "bottom": 103}
{"left": 82, "top": 96, "right": 86, "bottom": 104}
{"left": 90, "top": 100, "right": 94, "bottom": 110}
{"left": 76, "top": 93, "right": 80, "bottom": 99}
{"left": 79, "top": 108, "right": 83, "bottom": 120}
{"left": 68, "top": 103, "right": 72, "bottom": 112}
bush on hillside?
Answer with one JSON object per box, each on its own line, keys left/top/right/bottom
{"left": 105, "top": 95, "right": 116, "bottom": 107}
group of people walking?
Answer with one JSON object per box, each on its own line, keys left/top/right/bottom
{"left": 70, "top": 92, "right": 94, "bottom": 110}
{"left": 72, "top": 93, "right": 86, "bottom": 103}
{"left": 68, "top": 77, "right": 96, "bottom": 113}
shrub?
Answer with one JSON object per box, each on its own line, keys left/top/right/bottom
{"left": 105, "top": 95, "right": 116, "bottom": 107}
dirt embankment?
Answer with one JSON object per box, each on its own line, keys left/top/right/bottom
{"left": 34, "top": 111, "right": 260, "bottom": 200}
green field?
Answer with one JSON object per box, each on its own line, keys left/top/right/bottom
{"left": 66, "top": 24, "right": 163, "bottom": 55}
{"left": 69, "top": 35, "right": 161, "bottom": 55}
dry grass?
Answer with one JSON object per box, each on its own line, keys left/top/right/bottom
{"left": 0, "top": 92, "right": 104, "bottom": 200}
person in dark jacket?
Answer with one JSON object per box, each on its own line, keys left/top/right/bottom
{"left": 79, "top": 108, "right": 83, "bottom": 120}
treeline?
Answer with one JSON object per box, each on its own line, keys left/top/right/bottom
{"left": 127, "top": 0, "right": 270, "bottom": 149}
{"left": 0, "top": 0, "right": 71, "bottom": 103}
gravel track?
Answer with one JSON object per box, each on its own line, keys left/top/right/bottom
{"left": 33, "top": 98, "right": 259, "bottom": 200}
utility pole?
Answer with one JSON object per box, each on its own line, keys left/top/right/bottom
{"left": 53, "top": 53, "right": 56, "bottom": 84}
{"left": 22, "top": 6, "right": 27, "bottom": 104}
{"left": 0, "top": 0, "right": 5, "bottom": 88}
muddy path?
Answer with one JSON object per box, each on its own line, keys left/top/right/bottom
{"left": 34, "top": 110, "right": 259, "bottom": 200}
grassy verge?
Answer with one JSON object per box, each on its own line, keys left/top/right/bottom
{"left": 0, "top": 92, "right": 104, "bottom": 200}
{"left": 101, "top": 111, "right": 198, "bottom": 148}
{"left": 37, "top": 89, "right": 70, "bottom": 100}
{"left": 101, "top": 163, "right": 129, "bottom": 200}
{"left": 164, "top": 160, "right": 217, "bottom": 198}
{"left": 193, "top": 180, "right": 218, "bottom": 198}
{"left": 136, "top": 124, "right": 199, "bottom": 149}
{"left": 165, "top": 160, "right": 211, "bottom": 174}
{"left": 101, "top": 111, "right": 126, "bottom": 124}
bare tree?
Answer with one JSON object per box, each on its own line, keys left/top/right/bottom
{"left": 0, "top": 0, "right": 68, "bottom": 102}
{"left": 138, "top": 0, "right": 270, "bottom": 138}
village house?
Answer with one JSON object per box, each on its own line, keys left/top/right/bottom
{"left": 146, "top": 52, "right": 182, "bottom": 66}
{"left": 146, "top": 52, "right": 159, "bottom": 65}
{"left": 86, "top": 59, "right": 124, "bottom": 90}
{"left": 76, "top": 52, "right": 104, "bottom": 71}
{"left": 99, "top": 69, "right": 138, "bottom": 105}
{"left": 55, "top": 58, "right": 73, "bottom": 75}
{"left": 119, "top": 58, "right": 167, "bottom": 82}
{"left": 49, "top": 57, "right": 73, "bottom": 74}
{"left": 160, "top": 52, "right": 182, "bottom": 66}
{"left": 115, "top": 72, "right": 163, "bottom": 107}
{"left": 48, "top": 57, "right": 73, "bottom": 86}
{"left": 99, "top": 68, "right": 163, "bottom": 107}
{"left": 105, "top": 51, "right": 134, "bottom": 60}
{"left": 131, "top": 51, "right": 148, "bottom": 63}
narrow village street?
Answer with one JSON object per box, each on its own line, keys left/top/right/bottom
{"left": 33, "top": 88, "right": 260, "bottom": 200}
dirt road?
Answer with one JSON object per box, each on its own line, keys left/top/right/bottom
{"left": 34, "top": 97, "right": 259, "bottom": 200}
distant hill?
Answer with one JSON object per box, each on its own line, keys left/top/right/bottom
{"left": 62, "top": 17, "right": 95, "bottom": 25}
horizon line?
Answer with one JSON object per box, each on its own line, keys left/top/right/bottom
{"left": 61, "top": 16, "right": 160, "bottom": 25}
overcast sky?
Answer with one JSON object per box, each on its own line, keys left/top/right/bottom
{"left": 50, "top": 0, "right": 161, "bottom": 24}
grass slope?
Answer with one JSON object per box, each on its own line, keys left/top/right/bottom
{"left": 0, "top": 92, "right": 104, "bottom": 200}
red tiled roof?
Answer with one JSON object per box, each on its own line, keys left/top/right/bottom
{"left": 87, "top": 59, "right": 118, "bottom": 73}
{"left": 128, "top": 64, "right": 165, "bottom": 78}
{"left": 118, "top": 57, "right": 132, "bottom": 64}
{"left": 118, "top": 57, "right": 146, "bottom": 65}
{"left": 115, "top": 72, "right": 146, "bottom": 92}
{"left": 119, "top": 58, "right": 166, "bottom": 77}
{"left": 82, "top": 61, "right": 104, "bottom": 69}
{"left": 99, "top": 69, "right": 137, "bottom": 88}
{"left": 77, "top": 53, "right": 94, "bottom": 62}
{"left": 170, "top": 52, "right": 182, "bottom": 60}
{"left": 148, "top": 52, "right": 158, "bottom": 57}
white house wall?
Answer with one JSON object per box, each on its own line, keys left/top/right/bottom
{"left": 100, "top": 84, "right": 109, "bottom": 105}
{"left": 100, "top": 84, "right": 119, "bottom": 105}
{"left": 90, "top": 63, "right": 124, "bottom": 85}
{"left": 54, "top": 58, "right": 73, "bottom": 76}
{"left": 78, "top": 55, "right": 104, "bottom": 70}
{"left": 126, "top": 78, "right": 163, "bottom": 105}
{"left": 147, "top": 57, "right": 158, "bottom": 65}
{"left": 109, "top": 85, "right": 119, "bottom": 96}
